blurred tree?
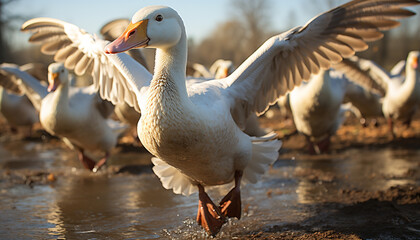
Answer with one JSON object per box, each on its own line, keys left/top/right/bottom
{"left": 188, "top": 0, "right": 272, "bottom": 68}
{"left": 230, "top": 0, "right": 272, "bottom": 55}
{"left": 190, "top": 20, "right": 246, "bottom": 66}
{"left": 0, "top": 0, "right": 14, "bottom": 63}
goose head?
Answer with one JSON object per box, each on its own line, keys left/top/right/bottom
{"left": 47, "top": 63, "right": 69, "bottom": 92}
{"left": 212, "top": 60, "right": 235, "bottom": 79}
{"left": 105, "top": 6, "right": 184, "bottom": 53}
{"left": 407, "top": 51, "right": 419, "bottom": 71}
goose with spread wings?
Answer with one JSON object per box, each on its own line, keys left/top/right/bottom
{"left": 22, "top": 0, "right": 418, "bottom": 236}
{"left": 0, "top": 63, "right": 126, "bottom": 172}
{"left": 332, "top": 51, "right": 420, "bottom": 137}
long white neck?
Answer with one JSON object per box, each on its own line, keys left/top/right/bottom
{"left": 50, "top": 80, "right": 70, "bottom": 111}
{"left": 401, "top": 65, "right": 419, "bottom": 97}
{"left": 151, "top": 28, "right": 188, "bottom": 100}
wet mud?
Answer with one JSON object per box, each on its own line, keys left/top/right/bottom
{"left": 0, "top": 109, "right": 420, "bottom": 239}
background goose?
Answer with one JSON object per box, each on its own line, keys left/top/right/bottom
{"left": 189, "top": 59, "right": 235, "bottom": 79}
{"left": 21, "top": 0, "right": 418, "bottom": 236}
{"left": 209, "top": 59, "right": 235, "bottom": 79}
{"left": 333, "top": 52, "right": 420, "bottom": 137}
{"left": 187, "top": 62, "right": 213, "bottom": 78}
{"left": 289, "top": 69, "right": 351, "bottom": 154}
{"left": 0, "top": 63, "right": 48, "bottom": 136}
{"left": 342, "top": 80, "right": 384, "bottom": 127}
{"left": 0, "top": 63, "right": 126, "bottom": 172}
{"left": 0, "top": 67, "right": 39, "bottom": 136}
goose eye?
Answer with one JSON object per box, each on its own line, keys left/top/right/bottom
{"left": 128, "top": 30, "right": 136, "bottom": 37}
{"left": 155, "top": 15, "right": 163, "bottom": 22}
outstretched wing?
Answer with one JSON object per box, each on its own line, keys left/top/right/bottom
{"left": 0, "top": 63, "right": 48, "bottom": 111}
{"left": 390, "top": 59, "right": 406, "bottom": 76}
{"left": 21, "top": 18, "right": 153, "bottom": 112}
{"left": 333, "top": 56, "right": 390, "bottom": 96}
{"left": 100, "top": 18, "right": 131, "bottom": 42}
{"left": 213, "top": 0, "right": 417, "bottom": 124}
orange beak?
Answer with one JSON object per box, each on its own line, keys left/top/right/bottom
{"left": 412, "top": 56, "right": 418, "bottom": 69}
{"left": 48, "top": 72, "right": 60, "bottom": 92}
{"left": 104, "top": 20, "right": 149, "bottom": 54}
{"left": 222, "top": 68, "right": 229, "bottom": 78}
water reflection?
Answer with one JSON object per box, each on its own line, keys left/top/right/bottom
{"left": 1, "top": 137, "right": 420, "bottom": 239}
{"left": 294, "top": 148, "right": 420, "bottom": 204}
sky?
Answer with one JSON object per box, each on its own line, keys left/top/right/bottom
{"left": 3, "top": 0, "right": 420, "bottom": 49}
{"left": 4, "top": 0, "right": 309, "bottom": 44}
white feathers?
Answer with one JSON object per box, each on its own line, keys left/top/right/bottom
{"left": 243, "top": 133, "right": 282, "bottom": 184}
{"left": 152, "top": 157, "right": 197, "bottom": 196}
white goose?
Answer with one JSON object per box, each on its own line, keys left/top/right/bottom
{"left": 0, "top": 85, "right": 39, "bottom": 133}
{"left": 289, "top": 69, "right": 351, "bottom": 153}
{"left": 333, "top": 52, "right": 420, "bottom": 137}
{"left": 0, "top": 63, "right": 125, "bottom": 172}
{"left": 21, "top": 1, "right": 418, "bottom": 235}
{"left": 0, "top": 66, "right": 39, "bottom": 135}
{"left": 189, "top": 59, "right": 235, "bottom": 79}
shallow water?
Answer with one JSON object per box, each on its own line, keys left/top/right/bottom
{"left": 0, "top": 138, "right": 419, "bottom": 239}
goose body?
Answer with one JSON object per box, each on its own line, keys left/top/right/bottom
{"left": 40, "top": 84, "right": 118, "bottom": 152}
{"left": 21, "top": 1, "right": 419, "bottom": 235}
{"left": 0, "top": 86, "right": 39, "bottom": 131}
{"left": 0, "top": 63, "right": 47, "bottom": 133}
{"left": 290, "top": 70, "right": 349, "bottom": 152}
{"left": 0, "top": 63, "right": 123, "bottom": 171}
{"left": 383, "top": 53, "right": 420, "bottom": 122}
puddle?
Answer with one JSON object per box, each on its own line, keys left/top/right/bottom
{"left": 0, "top": 136, "right": 419, "bottom": 239}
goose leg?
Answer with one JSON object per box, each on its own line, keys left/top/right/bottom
{"left": 317, "top": 136, "right": 331, "bottom": 153}
{"left": 196, "top": 184, "right": 225, "bottom": 236}
{"left": 219, "top": 171, "right": 242, "bottom": 219}
{"left": 305, "top": 135, "right": 318, "bottom": 154}
{"left": 388, "top": 118, "right": 396, "bottom": 139}
{"left": 92, "top": 152, "right": 110, "bottom": 173}
{"left": 77, "top": 150, "right": 96, "bottom": 171}
{"left": 373, "top": 119, "right": 379, "bottom": 128}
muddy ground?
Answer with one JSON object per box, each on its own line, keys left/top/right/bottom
{"left": 244, "top": 109, "right": 420, "bottom": 240}
{"left": 1, "top": 109, "right": 420, "bottom": 239}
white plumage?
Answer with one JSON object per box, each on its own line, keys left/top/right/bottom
{"left": 0, "top": 63, "right": 126, "bottom": 171}
{"left": 332, "top": 52, "right": 420, "bottom": 135}
{"left": 21, "top": 1, "right": 419, "bottom": 235}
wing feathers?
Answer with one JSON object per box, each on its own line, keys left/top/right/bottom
{"left": 41, "top": 38, "right": 71, "bottom": 55}
{"left": 222, "top": 0, "right": 418, "bottom": 119}
{"left": 65, "top": 50, "right": 84, "bottom": 70}
{"left": 22, "top": 17, "right": 152, "bottom": 113}
{"left": 54, "top": 45, "right": 78, "bottom": 62}
{"left": 74, "top": 55, "right": 93, "bottom": 75}
{"left": 0, "top": 64, "right": 48, "bottom": 111}
{"left": 333, "top": 56, "right": 389, "bottom": 96}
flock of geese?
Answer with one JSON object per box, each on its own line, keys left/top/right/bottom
{"left": 1, "top": 0, "right": 420, "bottom": 236}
